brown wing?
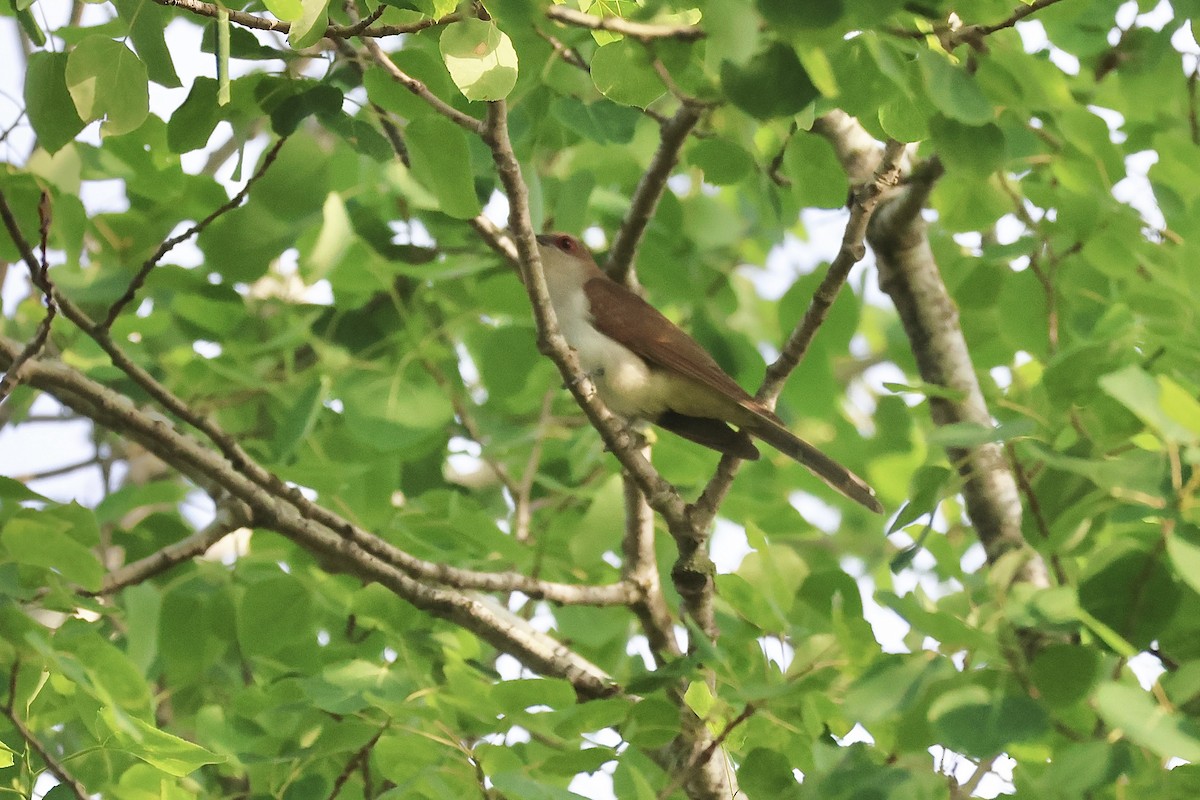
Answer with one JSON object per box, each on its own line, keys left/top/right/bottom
{"left": 583, "top": 277, "right": 756, "bottom": 406}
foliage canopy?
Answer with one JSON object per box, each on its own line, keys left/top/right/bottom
{"left": 1, "top": 0, "right": 1200, "bottom": 798}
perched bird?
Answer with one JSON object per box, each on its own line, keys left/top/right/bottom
{"left": 534, "top": 233, "right": 882, "bottom": 513}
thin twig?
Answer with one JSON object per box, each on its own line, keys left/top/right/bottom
{"left": 101, "top": 137, "right": 288, "bottom": 330}
{"left": 0, "top": 190, "right": 636, "bottom": 610}
{"left": 1005, "top": 443, "right": 1068, "bottom": 585}
{"left": 2, "top": 662, "right": 91, "bottom": 800}
{"left": 361, "top": 36, "right": 485, "bottom": 135}
{"left": 86, "top": 500, "right": 252, "bottom": 596}
{"left": 621, "top": 465, "right": 681, "bottom": 662}
{"left": 155, "top": 0, "right": 459, "bottom": 39}
{"left": 535, "top": 26, "right": 589, "bottom": 71}
{"left": 328, "top": 722, "right": 389, "bottom": 800}
{"left": 690, "top": 140, "right": 906, "bottom": 530}
{"left": 13, "top": 456, "right": 101, "bottom": 483}
{"left": 0, "top": 335, "right": 621, "bottom": 698}
{"left": 546, "top": 5, "right": 705, "bottom": 42}
{"left": 468, "top": 214, "right": 520, "bottom": 270}
{"left": 0, "top": 191, "right": 56, "bottom": 407}
{"left": 657, "top": 703, "right": 756, "bottom": 800}
{"left": 513, "top": 390, "right": 556, "bottom": 544}
{"left": 604, "top": 103, "right": 703, "bottom": 284}
{"left": 760, "top": 139, "right": 907, "bottom": 406}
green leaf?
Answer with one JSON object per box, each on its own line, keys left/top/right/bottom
{"left": 263, "top": 0, "right": 303, "bottom": 19}
{"left": 1168, "top": 525, "right": 1200, "bottom": 596}
{"left": 919, "top": 50, "right": 994, "bottom": 124}
{"left": 1096, "top": 683, "right": 1200, "bottom": 762}
{"left": 688, "top": 138, "right": 754, "bottom": 185}
{"left": 287, "top": 0, "right": 330, "bottom": 49}
{"left": 493, "top": 678, "right": 576, "bottom": 712}
{"left": 256, "top": 80, "right": 343, "bottom": 136}
{"left": 1079, "top": 539, "right": 1180, "bottom": 650}
{"left": 591, "top": 39, "right": 665, "bottom": 109}
{"left": 167, "top": 77, "right": 220, "bottom": 153}
{"left": 2, "top": 513, "right": 104, "bottom": 591}
{"left": 65, "top": 35, "right": 150, "bottom": 136}
{"left": 739, "top": 747, "right": 796, "bottom": 796}
{"left": 488, "top": 773, "right": 587, "bottom": 800}
{"left": 551, "top": 96, "right": 637, "bottom": 144}
{"left": 236, "top": 574, "right": 313, "bottom": 655}
{"left": 11, "top": 1, "right": 45, "bottom": 47}
{"left": 109, "top": 712, "right": 225, "bottom": 776}
{"left": 1099, "top": 364, "right": 1200, "bottom": 443}
{"left": 0, "top": 476, "right": 50, "bottom": 502}
{"left": 116, "top": 0, "right": 181, "bottom": 88}
{"left": 783, "top": 132, "right": 848, "bottom": 208}
{"left": 439, "top": 18, "right": 519, "bottom": 101}
{"left": 683, "top": 680, "right": 716, "bottom": 719}
{"left": 928, "top": 686, "right": 1048, "bottom": 758}
{"left": 887, "top": 465, "right": 951, "bottom": 535}
{"left": 405, "top": 116, "right": 482, "bottom": 219}
{"left": 25, "top": 52, "right": 87, "bottom": 153}
{"left": 721, "top": 42, "right": 818, "bottom": 119}
{"left": 878, "top": 92, "right": 929, "bottom": 141}
{"left": 929, "top": 115, "right": 1007, "bottom": 177}
{"left": 1029, "top": 644, "right": 1102, "bottom": 708}
{"left": 272, "top": 375, "right": 327, "bottom": 462}
{"left": 926, "top": 419, "right": 1035, "bottom": 447}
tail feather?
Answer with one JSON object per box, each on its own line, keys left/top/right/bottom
{"left": 747, "top": 419, "right": 883, "bottom": 513}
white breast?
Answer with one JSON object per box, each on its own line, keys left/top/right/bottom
{"left": 546, "top": 274, "right": 672, "bottom": 420}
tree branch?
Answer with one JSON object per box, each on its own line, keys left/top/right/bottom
{"left": 0, "top": 336, "right": 620, "bottom": 698}
{"left": 360, "top": 36, "right": 484, "bottom": 135}
{"left": 3, "top": 662, "right": 90, "bottom": 800}
{"left": 759, "top": 139, "right": 906, "bottom": 407}
{"left": 101, "top": 136, "right": 288, "bottom": 330}
{"left": 604, "top": 103, "right": 703, "bottom": 284}
{"left": 866, "top": 152, "right": 1049, "bottom": 586}
{"left": 621, "top": 465, "right": 682, "bottom": 663}
{"left": 480, "top": 100, "right": 691, "bottom": 540}
{"left": 0, "top": 190, "right": 55, "bottom": 407}
{"left": 546, "top": 5, "right": 705, "bottom": 43}
{"left": 690, "top": 141, "right": 905, "bottom": 530}
{"left": 154, "top": 0, "right": 460, "bottom": 40}
{"left": 87, "top": 499, "right": 252, "bottom": 596}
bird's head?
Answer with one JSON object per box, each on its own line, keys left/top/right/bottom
{"left": 535, "top": 232, "right": 598, "bottom": 277}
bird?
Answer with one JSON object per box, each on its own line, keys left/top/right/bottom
{"left": 533, "top": 232, "right": 883, "bottom": 513}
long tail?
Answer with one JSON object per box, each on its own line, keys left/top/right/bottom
{"left": 748, "top": 419, "right": 883, "bottom": 513}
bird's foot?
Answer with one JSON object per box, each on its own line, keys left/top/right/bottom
{"left": 562, "top": 366, "right": 604, "bottom": 391}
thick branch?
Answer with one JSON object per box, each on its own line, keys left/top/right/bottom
{"left": 480, "top": 101, "right": 691, "bottom": 539}
{"left": 546, "top": 5, "right": 705, "bottom": 43}
{"left": 621, "top": 468, "right": 681, "bottom": 662}
{"left": 0, "top": 337, "right": 619, "bottom": 698}
{"left": 869, "top": 162, "right": 1048, "bottom": 586}
{"left": 2, "top": 189, "right": 616, "bottom": 609}
{"left": 605, "top": 104, "right": 703, "bottom": 284}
